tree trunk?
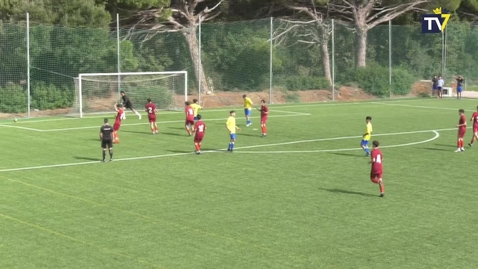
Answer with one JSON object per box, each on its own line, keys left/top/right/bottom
{"left": 320, "top": 27, "right": 332, "bottom": 86}
{"left": 356, "top": 28, "right": 368, "bottom": 67}
{"left": 184, "top": 27, "right": 211, "bottom": 94}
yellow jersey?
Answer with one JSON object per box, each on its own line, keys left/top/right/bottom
{"left": 364, "top": 122, "right": 373, "bottom": 141}
{"left": 226, "top": 116, "right": 236, "bottom": 134}
{"left": 244, "top": 97, "right": 253, "bottom": 110}
{"left": 190, "top": 103, "right": 201, "bottom": 116}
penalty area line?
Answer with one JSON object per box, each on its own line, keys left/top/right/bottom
{"left": 232, "top": 131, "right": 440, "bottom": 154}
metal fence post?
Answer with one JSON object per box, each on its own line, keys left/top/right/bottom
{"left": 27, "top": 12, "right": 31, "bottom": 118}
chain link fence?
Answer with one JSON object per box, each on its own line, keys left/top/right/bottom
{"left": 0, "top": 16, "right": 476, "bottom": 118}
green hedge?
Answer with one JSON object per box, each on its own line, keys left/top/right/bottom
{"left": 0, "top": 85, "right": 28, "bottom": 113}
{"left": 0, "top": 83, "right": 74, "bottom": 113}
{"left": 31, "top": 82, "right": 74, "bottom": 110}
{"left": 338, "top": 64, "right": 415, "bottom": 97}
{"left": 275, "top": 76, "right": 330, "bottom": 91}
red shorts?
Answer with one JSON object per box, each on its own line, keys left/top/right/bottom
{"left": 113, "top": 122, "right": 121, "bottom": 131}
{"left": 474, "top": 126, "right": 478, "bottom": 133}
{"left": 261, "top": 116, "right": 268, "bottom": 124}
{"left": 194, "top": 136, "right": 203, "bottom": 143}
{"left": 370, "top": 172, "right": 382, "bottom": 183}
{"left": 185, "top": 119, "right": 194, "bottom": 125}
{"left": 458, "top": 129, "right": 466, "bottom": 138}
{"left": 148, "top": 116, "right": 156, "bottom": 123}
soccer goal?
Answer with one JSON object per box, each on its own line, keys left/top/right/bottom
{"left": 71, "top": 71, "right": 188, "bottom": 118}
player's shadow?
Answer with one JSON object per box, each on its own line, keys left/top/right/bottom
{"left": 240, "top": 133, "right": 260, "bottom": 137}
{"left": 122, "top": 130, "right": 152, "bottom": 135}
{"left": 161, "top": 132, "right": 183, "bottom": 137}
{"left": 73, "top": 156, "right": 100, "bottom": 161}
{"left": 166, "top": 149, "right": 192, "bottom": 153}
{"left": 434, "top": 143, "right": 456, "bottom": 148}
{"left": 168, "top": 127, "right": 186, "bottom": 130}
{"left": 328, "top": 152, "right": 364, "bottom": 157}
{"left": 421, "top": 147, "right": 449, "bottom": 152}
{"left": 319, "top": 188, "right": 377, "bottom": 197}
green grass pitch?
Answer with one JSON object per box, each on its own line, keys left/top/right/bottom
{"left": 1, "top": 98, "right": 477, "bottom": 269}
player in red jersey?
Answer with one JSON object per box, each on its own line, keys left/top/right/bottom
{"left": 456, "top": 109, "right": 467, "bottom": 152}
{"left": 113, "top": 103, "right": 125, "bottom": 144}
{"left": 256, "top": 99, "right": 269, "bottom": 137}
{"left": 192, "top": 114, "right": 206, "bottom": 154}
{"left": 145, "top": 98, "right": 159, "bottom": 134}
{"left": 185, "top": 101, "right": 195, "bottom": 136}
{"left": 468, "top": 106, "right": 478, "bottom": 147}
{"left": 369, "top": 140, "right": 385, "bottom": 197}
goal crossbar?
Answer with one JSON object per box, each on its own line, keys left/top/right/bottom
{"left": 77, "top": 71, "right": 188, "bottom": 118}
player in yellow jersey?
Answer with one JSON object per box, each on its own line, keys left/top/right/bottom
{"left": 226, "top": 111, "right": 241, "bottom": 152}
{"left": 190, "top": 99, "right": 202, "bottom": 122}
{"left": 361, "top": 116, "right": 373, "bottom": 156}
{"left": 242, "top": 94, "right": 253, "bottom": 126}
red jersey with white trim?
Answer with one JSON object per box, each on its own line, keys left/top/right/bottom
{"left": 261, "top": 105, "right": 269, "bottom": 118}
{"left": 115, "top": 109, "right": 125, "bottom": 124}
{"left": 370, "top": 148, "right": 383, "bottom": 174}
{"left": 185, "top": 105, "right": 194, "bottom": 121}
{"left": 459, "top": 114, "right": 466, "bottom": 131}
{"left": 471, "top": 112, "right": 478, "bottom": 127}
{"left": 194, "top": 120, "right": 206, "bottom": 138}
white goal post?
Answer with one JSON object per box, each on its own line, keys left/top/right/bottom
{"left": 73, "top": 71, "right": 188, "bottom": 118}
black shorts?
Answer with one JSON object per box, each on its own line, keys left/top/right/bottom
{"left": 101, "top": 139, "right": 113, "bottom": 149}
{"left": 124, "top": 102, "right": 133, "bottom": 109}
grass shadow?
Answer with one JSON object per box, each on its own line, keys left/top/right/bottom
{"left": 319, "top": 188, "right": 377, "bottom": 197}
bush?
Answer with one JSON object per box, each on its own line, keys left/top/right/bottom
{"left": 340, "top": 63, "right": 415, "bottom": 97}
{"left": 284, "top": 92, "right": 301, "bottom": 103}
{"left": 31, "top": 82, "right": 73, "bottom": 110}
{"left": 391, "top": 68, "right": 415, "bottom": 96}
{"left": 0, "top": 85, "right": 28, "bottom": 113}
{"left": 274, "top": 76, "right": 330, "bottom": 91}
{"left": 283, "top": 76, "right": 330, "bottom": 91}
{"left": 354, "top": 64, "right": 389, "bottom": 96}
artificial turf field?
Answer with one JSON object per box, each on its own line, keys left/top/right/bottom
{"left": 0, "top": 98, "right": 477, "bottom": 269}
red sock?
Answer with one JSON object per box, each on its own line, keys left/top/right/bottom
{"left": 460, "top": 140, "right": 464, "bottom": 148}
{"left": 458, "top": 141, "right": 461, "bottom": 148}
{"left": 198, "top": 143, "right": 201, "bottom": 150}
{"left": 262, "top": 126, "right": 267, "bottom": 134}
{"left": 379, "top": 182, "right": 384, "bottom": 193}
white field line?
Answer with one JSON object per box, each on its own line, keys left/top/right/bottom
{"left": 0, "top": 113, "right": 309, "bottom": 132}
{"left": 1, "top": 98, "right": 431, "bottom": 125}
{"left": 0, "top": 128, "right": 451, "bottom": 173}
{"left": 233, "top": 131, "right": 440, "bottom": 154}
{"left": 36, "top": 114, "right": 310, "bottom": 132}
{"left": 373, "top": 102, "right": 458, "bottom": 111}
{"left": 0, "top": 124, "right": 42, "bottom": 132}
{"left": 269, "top": 109, "right": 310, "bottom": 115}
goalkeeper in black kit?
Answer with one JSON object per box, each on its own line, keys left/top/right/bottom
{"left": 100, "top": 118, "right": 114, "bottom": 162}
{"left": 120, "top": 91, "right": 142, "bottom": 119}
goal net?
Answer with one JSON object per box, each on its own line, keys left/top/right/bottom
{"left": 71, "top": 71, "right": 188, "bottom": 118}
